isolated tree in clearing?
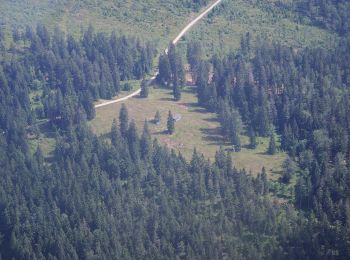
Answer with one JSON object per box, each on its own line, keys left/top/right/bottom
{"left": 140, "top": 80, "right": 149, "bottom": 98}
{"left": 167, "top": 111, "right": 175, "bottom": 134}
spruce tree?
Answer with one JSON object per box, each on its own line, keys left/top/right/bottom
{"left": 249, "top": 127, "right": 257, "bottom": 149}
{"left": 167, "top": 111, "right": 175, "bottom": 135}
{"left": 127, "top": 120, "right": 139, "bottom": 160}
{"left": 173, "top": 82, "right": 181, "bottom": 101}
{"left": 141, "top": 120, "right": 152, "bottom": 160}
{"left": 119, "top": 104, "right": 129, "bottom": 137}
{"left": 268, "top": 133, "right": 277, "bottom": 155}
{"left": 111, "top": 119, "right": 119, "bottom": 146}
{"left": 140, "top": 80, "right": 149, "bottom": 98}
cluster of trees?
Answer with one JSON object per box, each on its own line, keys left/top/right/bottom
{"left": 8, "top": 24, "right": 156, "bottom": 129}
{"left": 182, "top": 0, "right": 210, "bottom": 11}
{"left": 157, "top": 44, "right": 185, "bottom": 101}
{"left": 0, "top": 80, "right": 336, "bottom": 258}
{"left": 1, "top": 15, "right": 350, "bottom": 260}
{"left": 188, "top": 33, "right": 350, "bottom": 256}
{"left": 265, "top": 0, "right": 350, "bottom": 35}
{"left": 295, "top": 0, "right": 350, "bottom": 35}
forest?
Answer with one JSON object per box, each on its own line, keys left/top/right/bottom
{"left": 1, "top": 0, "right": 350, "bottom": 258}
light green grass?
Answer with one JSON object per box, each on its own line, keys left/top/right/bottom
{"left": 185, "top": 0, "right": 338, "bottom": 54}
{"left": 0, "top": 0, "right": 207, "bottom": 51}
{"left": 90, "top": 86, "right": 286, "bottom": 177}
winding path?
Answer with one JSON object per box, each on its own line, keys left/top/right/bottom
{"left": 95, "top": 0, "right": 222, "bottom": 109}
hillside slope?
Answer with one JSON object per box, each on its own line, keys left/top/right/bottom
{"left": 0, "top": 0, "right": 209, "bottom": 48}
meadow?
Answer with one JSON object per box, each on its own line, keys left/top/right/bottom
{"left": 90, "top": 86, "right": 286, "bottom": 178}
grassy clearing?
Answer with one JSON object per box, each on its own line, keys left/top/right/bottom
{"left": 90, "top": 86, "right": 286, "bottom": 178}
{"left": 0, "top": 0, "right": 207, "bottom": 51}
{"left": 185, "top": 0, "right": 338, "bottom": 54}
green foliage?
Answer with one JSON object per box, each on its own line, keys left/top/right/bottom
{"left": 249, "top": 127, "right": 257, "bottom": 149}
{"left": 268, "top": 133, "right": 277, "bottom": 155}
{"left": 173, "top": 83, "right": 181, "bottom": 101}
{"left": 158, "top": 44, "right": 185, "bottom": 89}
{"left": 167, "top": 110, "right": 175, "bottom": 135}
{"left": 140, "top": 80, "right": 149, "bottom": 98}
{"left": 119, "top": 104, "right": 129, "bottom": 137}
{"left": 123, "top": 83, "right": 133, "bottom": 91}
{"left": 281, "top": 156, "right": 298, "bottom": 184}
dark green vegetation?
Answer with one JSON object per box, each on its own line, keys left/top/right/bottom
{"left": 0, "top": 0, "right": 210, "bottom": 50}
{"left": 281, "top": 0, "right": 350, "bottom": 35}
{"left": 188, "top": 33, "right": 350, "bottom": 257}
{"left": 184, "top": 0, "right": 339, "bottom": 55}
{"left": 157, "top": 44, "right": 185, "bottom": 98}
{"left": 7, "top": 24, "right": 155, "bottom": 127}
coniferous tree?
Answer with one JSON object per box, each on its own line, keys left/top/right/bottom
{"left": 173, "top": 82, "right": 181, "bottom": 101}
{"left": 140, "top": 80, "right": 149, "bottom": 98}
{"left": 111, "top": 119, "right": 119, "bottom": 146}
{"left": 167, "top": 111, "right": 175, "bottom": 135}
{"left": 249, "top": 127, "right": 257, "bottom": 149}
{"left": 267, "top": 133, "right": 277, "bottom": 155}
{"left": 140, "top": 120, "right": 152, "bottom": 160}
{"left": 119, "top": 104, "right": 129, "bottom": 137}
{"left": 157, "top": 54, "right": 171, "bottom": 86}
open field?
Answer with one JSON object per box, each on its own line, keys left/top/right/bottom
{"left": 1, "top": 0, "right": 337, "bottom": 56}
{"left": 184, "top": 0, "right": 338, "bottom": 54}
{"left": 90, "top": 86, "right": 286, "bottom": 178}
{"left": 0, "top": 0, "right": 210, "bottom": 51}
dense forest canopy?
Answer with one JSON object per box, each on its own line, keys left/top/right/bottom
{"left": 267, "top": 0, "right": 350, "bottom": 35}
{"left": 188, "top": 33, "right": 350, "bottom": 257}
{"left": 1, "top": 24, "right": 156, "bottom": 130}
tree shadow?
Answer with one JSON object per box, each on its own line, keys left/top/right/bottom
{"left": 200, "top": 127, "right": 228, "bottom": 146}
{"left": 160, "top": 97, "right": 175, "bottom": 102}
{"left": 153, "top": 130, "right": 169, "bottom": 135}
{"left": 37, "top": 121, "right": 57, "bottom": 139}
{"left": 202, "top": 117, "right": 219, "bottom": 123}
{"left": 182, "top": 87, "right": 196, "bottom": 94}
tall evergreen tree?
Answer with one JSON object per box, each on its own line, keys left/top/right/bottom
{"left": 249, "top": 127, "right": 257, "bottom": 149}
{"left": 267, "top": 133, "right": 277, "bottom": 155}
{"left": 140, "top": 120, "right": 152, "bottom": 160}
{"left": 173, "top": 82, "right": 181, "bottom": 101}
{"left": 119, "top": 104, "right": 129, "bottom": 137}
{"left": 167, "top": 111, "right": 175, "bottom": 135}
{"left": 140, "top": 80, "right": 149, "bottom": 98}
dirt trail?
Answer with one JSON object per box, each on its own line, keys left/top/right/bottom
{"left": 95, "top": 0, "right": 222, "bottom": 109}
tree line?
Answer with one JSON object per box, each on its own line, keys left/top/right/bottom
{"left": 188, "top": 33, "right": 350, "bottom": 256}
{"left": 4, "top": 24, "right": 156, "bottom": 130}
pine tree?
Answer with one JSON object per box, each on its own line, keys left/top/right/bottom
{"left": 249, "top": 127, "right": 257, "bottom": 149}
{"left": 140, "top": 120, "right": 152, "bottom": 160}
{"left": 167, "top": 111, "right": 175, "bottom": 135}
{"left": 111, "top": 119, "right": 119, "bottom": 146}
{"left": 268, "top": 133, "right": 277, "bottom": 155}
{"left": 157, "top": 54, "right": 171, "bottom": 86}
{"left": 119, "top": 104, "right": 129, "bottom": 137}
{"left": 140, "top": 80, "right": 149, "bottom": 98}
{"left": 173, "top": 82, "right": 181, "bottom": 101}
{"left": 127, "top": 120, "right": 139, "bottom": 160}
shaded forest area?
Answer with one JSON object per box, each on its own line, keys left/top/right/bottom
{"left": 3, "top": 24, "right": 156, "bottom": 129}
{"left": 189, "top": 33, "right": 350, "bottom": 257}
{"left": 0, "top": 10, "right": 350, "bottom": 260}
